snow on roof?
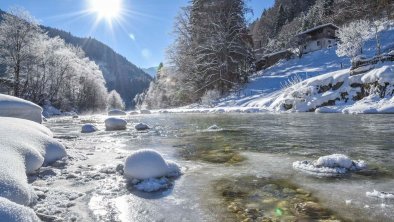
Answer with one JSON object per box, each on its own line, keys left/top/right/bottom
{"left": 296, "top": 23, "right": 339, "bottom": 36}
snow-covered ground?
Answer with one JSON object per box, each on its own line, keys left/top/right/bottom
{"left": 155, "top": 27, "right": 394, "bottom": 115}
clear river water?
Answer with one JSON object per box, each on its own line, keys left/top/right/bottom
{"left": 34, "top": 113, "right": 394, "bottom": 222}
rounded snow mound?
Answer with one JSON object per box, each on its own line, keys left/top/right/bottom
{"left": 0, "top": 197, "right": 40, "bottom": 222}
{"left": 0, "top": 94, "right": 42, "bottom": 123}
{"left": 108, "top": 109, "right": 127, "bottom": 116}
{"left": 124, "top": 149, "right": 180, "bottom": 180}
{"left": 293, "top": 154, "right": 367, "bottom": 177}
{"left": 81, "top": 124, "right": 98, "bottom": 133}
{"left": 0, "top": 117, "right": 66, "bottom": 205}
{"left": 135, "top": 123, "right": 150, "bottom": 131}
{"left": 105, "top": 118, "right": 127, "bottom": 131}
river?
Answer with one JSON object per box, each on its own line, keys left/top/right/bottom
{"left": 32, "top": 113, "right": 394, "bottom": 221}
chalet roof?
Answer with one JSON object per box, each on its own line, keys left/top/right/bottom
{"left": 296, "top": 23, "right": 339, "bottom": 37}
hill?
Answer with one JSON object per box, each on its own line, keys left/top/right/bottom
{"left": 142, "top": 67, "right": 157, "bottom": 78}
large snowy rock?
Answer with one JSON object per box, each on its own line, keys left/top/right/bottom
{"left": 0, "top": 94, "right": 42, "bottom": 123}
{"left": 108, "top": 109, "right": 127, "bottom": 116}
{"left": 105, "top": 118, "right": 127, "bottom": 131}
{"left": 124, "top": 149, "right": 180, "bottom": 180}
{"left": 0, "top": 117, "right": 66, "bottom": 205}
{"left": 81, "top": 124, "right": 98, "bottom": 133}
{"left": 293, "top": 154, "right": 366, "bottom": 177}
{"left": 0, "top": 197, "right": 40, "bottom": 222}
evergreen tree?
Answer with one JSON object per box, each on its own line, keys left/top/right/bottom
{"left": 275, "top": 4, "right": 287, "bottom": 34}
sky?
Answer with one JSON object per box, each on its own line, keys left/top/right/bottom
{"left": 0, "top": 0, "right": 274, "bottom": 69}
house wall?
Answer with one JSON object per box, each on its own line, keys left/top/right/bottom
{"left": 302, "top": 38, "right": 336, "bottom": 54}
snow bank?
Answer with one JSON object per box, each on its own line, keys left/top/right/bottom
{"left": 135, "top": 123, "right": 150, "bottom": 131}
{"left": 108, "top": 109, "right": 127, "bottom": 116}
{"left": 81, "top": 124, "right": 98, "bottom": 133}
{"left": 293, "top": 154, "right": 366, "bottom": 177}
{"left": 0, "top": 197, "right": 40, "bottom": 222}
{"left": 124, "top": 149, "right": 181, "bottom": 192}
{"left": 366, "top": 190, "right": 394, "bottom": 199}
{"left": 0, "top": 117, "right": 66, "bottom": 205}
{"left": 0, "top": 94, "right": 42, "bottom": 123}
{"left": 104, "top": 118, "right": 127, "bottom": 131}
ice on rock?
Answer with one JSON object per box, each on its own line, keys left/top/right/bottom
{"left": 105, "top": 118, "right": 127, "bottom": 131}
{"left": 293, "top": 154, "right": 367, "bottom": 177}
{"left": 124, "top": 149, "right": 181, "bottom": 192}
{"left": 135, "top": 123, "right": 150, "bottom": 131}
{"left": 0, "top": 117, "right": 66, "bottom": 205}
{"left": 0, "top": 94, "right": 43, "bottom": 123}
{"left": 0, "top": 197, "right": 40, "bottom": 222}
{"left": 366, "top": 190, "right": 394, "bottom": 199}
{"left": 81, "top": 124, "right": 98, "bottom": 133}
{"left": 108, "top": 109, "right": 127, "bottom": 116}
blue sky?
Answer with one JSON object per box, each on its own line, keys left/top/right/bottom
{"left": 0, "top": 0, "right": 274, "bottom": 69}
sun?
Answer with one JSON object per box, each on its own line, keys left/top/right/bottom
{"left": 88, "top": 0, "right": 122, "bottom": 21}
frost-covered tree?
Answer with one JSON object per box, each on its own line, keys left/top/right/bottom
{"left": 336, "top": 20, "right": 371, "bottom": 61}
{"left": 0, "top": 7, "right": 41, "bottom": 97}
{"left": 107, "top": 90, "right": 125, "bottom": 110}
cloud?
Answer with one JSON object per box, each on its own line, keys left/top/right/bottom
{"left": 129, "top": 33, "right": 136, "bottom": 41}
{"left": 141, "top": 48, "right": 152, "bottom": 59}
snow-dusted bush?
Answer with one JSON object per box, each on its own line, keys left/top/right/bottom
{"left": 0, "top": 117, "right": 66, "bottom": 205}
{"left": 81, "top": 124, "right": 98, "bottom": 133}
{"left": 0, "top": 94, "right": 42, "bottom": 123}
{"left": 201, "top": 89, "right": 221, "bottom": 107}
{"left": 108, "top": 109, "right": 127, "bottom": 116}
{"left": 0, "top": 197, "right": 40, "bottom": 222}
{"left": 107, "top": 90, "right": 125, "bottom": 110}
{"left": 293, "top": 154, "right": 366, "bottom": 177}
{"left": 336, "top": 20, "right": 371, "bottom": 61}
{"left": 104, "top": 118, "right": 127, "bottom": 131}
{"left": 124, "top": 149, "right": 180, "bottom": 180}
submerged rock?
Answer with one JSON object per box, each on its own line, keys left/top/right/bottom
{"left": 105, "top": 118, "right": 127, "bottom": 131}
{"left": 135, "top": 123, "right": 150, "bottom": 131}
{"left": 293, "top": 154, "right": 367, "bottom": 177}
{"left": 81, "top": 124, "right": 98, "bottom": 133}
{"left": 207, "top": 125, "right": 221, "bottom": 131}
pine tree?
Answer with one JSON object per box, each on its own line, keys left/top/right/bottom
{"left": 275, "top": 4, "right": 287, "bottom": 34}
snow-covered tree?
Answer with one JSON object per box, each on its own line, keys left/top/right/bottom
{"left": 107, "top": 90, "right": 125, "bottom": 110}
{"left": 0, "top": 7, "right": 41, "bottom": 97}
{"left": 336, "top": 20, "right": 371, "bottom": 61}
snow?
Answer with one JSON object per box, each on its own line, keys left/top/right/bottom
{"left": 366, "top": 190, "right": 394, "bottom": 199}
{"left": 0, "top": 197, "right": 40, "bottom": 222}
{"left": 124, "top": 149, "right": 180, "bottom": 180}
{"left": 81, "top": 124, "right": 98, "bottom": 133}
{"left": 0, "top": 117, "right": 66, "bottom": 206}
{"left": 108, "top": 109, "right": 127, "bottom": 116}
{"left": 293, "top": 154, "right": 367, "bottom": 177}
{"left": 133, "top": 178, "right": 172, "bottom": 192}
{"left": 135, "top": 123, "right": 150, "bottom": 131}
{"left": 0, "top": 94, "right": 43, "bottom": 123}
{"left": 104, "top": 117, "right": 127, "bottom": 131}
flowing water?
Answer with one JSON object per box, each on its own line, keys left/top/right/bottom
{"left": 34, "top": 113, "right": 394, "bottom": 221}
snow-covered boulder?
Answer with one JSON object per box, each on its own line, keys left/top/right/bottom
{"left": 108, "top": 109, "right": 127, "bottom": 116}
{"left": 207, "top": 125, "right": 221, "bottom": 131}
{"left": 366, "top": 190, "right": 394, "bottom": 199}
{"left": 0, "top": 197, "right": 40, "bottom": 222}
{"left": 105, "top": 118, "right": 127, "bottom": 131}
{"left": 293, "top": 154, "right": 366, "bottom": 177}
{"left": 124, "top": 149, "right": 180, "bottom": 180}
{"left": 129, "top": 111, "right": 139, "bottom": 115}
{"left": 0, "top": 117, "right": 66, "bottom": 205}
{"left": 135, "top": 123, "right": 150, "bottom": 131}
{"left": 0, "top": 94, "right": 42, "bottom": 123}
{"left": 140, "top": 110, "right": 151, "bottom": 114}
{"left": 81, "top": 124, "right": 98, "bottom": 133}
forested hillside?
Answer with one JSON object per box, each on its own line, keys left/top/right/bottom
{"left": 250, "top": 0, "right": 393, "bottom": 53}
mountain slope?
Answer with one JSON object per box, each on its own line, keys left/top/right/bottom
{"left": 44, "top": 27, "right": 152, "bottom": 108}
{"left": 142, "top": 67, "right": 157, "bottom": 78}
